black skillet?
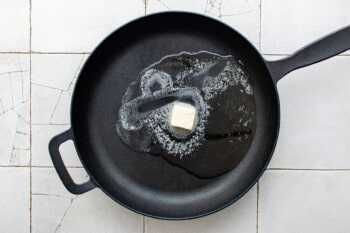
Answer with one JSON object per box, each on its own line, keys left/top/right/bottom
{"left": 49, "top": 12, "right": 350, "bottom": 219}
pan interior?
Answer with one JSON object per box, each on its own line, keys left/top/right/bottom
{"left": 71, "top": 13, "right": 279, "bottom": 218}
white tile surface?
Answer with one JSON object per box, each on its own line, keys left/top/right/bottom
{"left": 31, "top": 54, "right": 86, "bottom": 125}
{"left": 146, "top": 185, "right": 257, "bottom": 233}
{"left": 32, "top": 168, "right": 88, "bottom": 198}
{"left": 54, "top": 190, "right": 143, "bottom": 233}
{"left": 259, "top": 171, "right": 350, "bottom": 233}
{"left": 32, "top": 168, "right": 80, "bottom": 233}
{"left": 32, "top": 0, "right": 145, "bottom": 52}
{"left": 32, "top": 168, "right": 143, "bottom": 233}
{"left": 31, "top": 84, "right": 62, "bottom": 124}
{"left": 0, "top": 54, "right": 30, "bottom": 112}
{"left": 50, "top": 91, "right": 72, "bottom": 124}
{"left": 269, "top": 55, "right": 350, "bottom": 169}
{"left": 0, "top": 0, "right": 30, "bottom": 51}
{"left": 32, "top": 195, "right": 73, "bottom": 233}
{"left": 31, "top": 55, "right": 84, "bottom": 166}
{"left": 32, "top": 54, "right": 86, "bottom": 91}
{"left": 0, "top": 167, "right": 30, "bottom": 233}
{"left": 32, "top": 125, "right": 83, "bottom": 166}
{"left": 261, "top": 0, "right": 350, "bottom": 54}
{"left": 0, "top": 54, "right": 30, "bottom": 166}
{"left": 146, "top": 0, "right": 261, "bottom": 48}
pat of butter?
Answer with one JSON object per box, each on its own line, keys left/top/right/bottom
{"left": 169, "top": 102, "right": 197, "bottom": 131}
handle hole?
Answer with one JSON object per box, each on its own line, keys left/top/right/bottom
{"left": 58, "top": 140, "right": 89, "bottom": 185}
{"left": 66, "top": 167, "right": 90, "bottom": 185}
{"left": 58, "top": 140, "right": 83, "bottom": 167}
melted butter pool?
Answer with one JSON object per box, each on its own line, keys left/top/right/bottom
{"left": 116, "top": 51, "right": 256, "bottom": 178}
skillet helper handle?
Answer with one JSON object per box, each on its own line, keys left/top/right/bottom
{"left": 267, "top": 25, "right": 350, "bottom": 83}
{"left": 49, "top": 129, "right": 96, "bottom": 194}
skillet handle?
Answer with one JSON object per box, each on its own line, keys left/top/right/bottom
{"left": 266, "top": 25, "right": 350, "bottom": 84}
{"left": 49, "top": 129, "right": 96, "bottom": 194}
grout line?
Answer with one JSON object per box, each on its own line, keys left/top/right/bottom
{"left": 258, "top": 0, "right": 262, "bottom": 51}
{"left": 0, "top": 52, "right": 91, "bottom": 55}
{"left": 29, "top": 0, "right": 33, "bottom": 232}
{"left": 0, "top": 165, "right": 83, "bottom": 168}
{"left": 325, "top": 53, "right": 350, "bottom": 57}
{"left": 32, "top": 193, "right": 72, "bottom": 199}
{"left": 31, "top": 51, "right": 91, "bottom": 55}
{"left": 31, "top": 123, "right": 70, "bottom": 126}
{"left": 144, "top": 0, "right": 147, "bottom": 15}
{"left": 263, "top": 53, "right": 350, "bottom": 57}
{"left": 0, "top": 51, "right": 31, "bottom": 54}
{"left": 267, "top": 168, "right": 350, "bottom": 171}
{"left": 32, "top": 165, "right": 84, "bottom": 168}
{"left": 143, "top": 216, "right": 146, "bottom": 233}
{"left": 263, "top": 53, "right": 290, "bottom": 57}
{"left": 256, "top": 181, "right": 259, "bottom": 233}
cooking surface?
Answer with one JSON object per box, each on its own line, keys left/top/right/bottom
{"left": 0, "top": 0, "right": 350, "bottom": 232}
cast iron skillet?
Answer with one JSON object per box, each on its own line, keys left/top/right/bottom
{"left": 49, "top": 12, "right": 350, "bottom": 219}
